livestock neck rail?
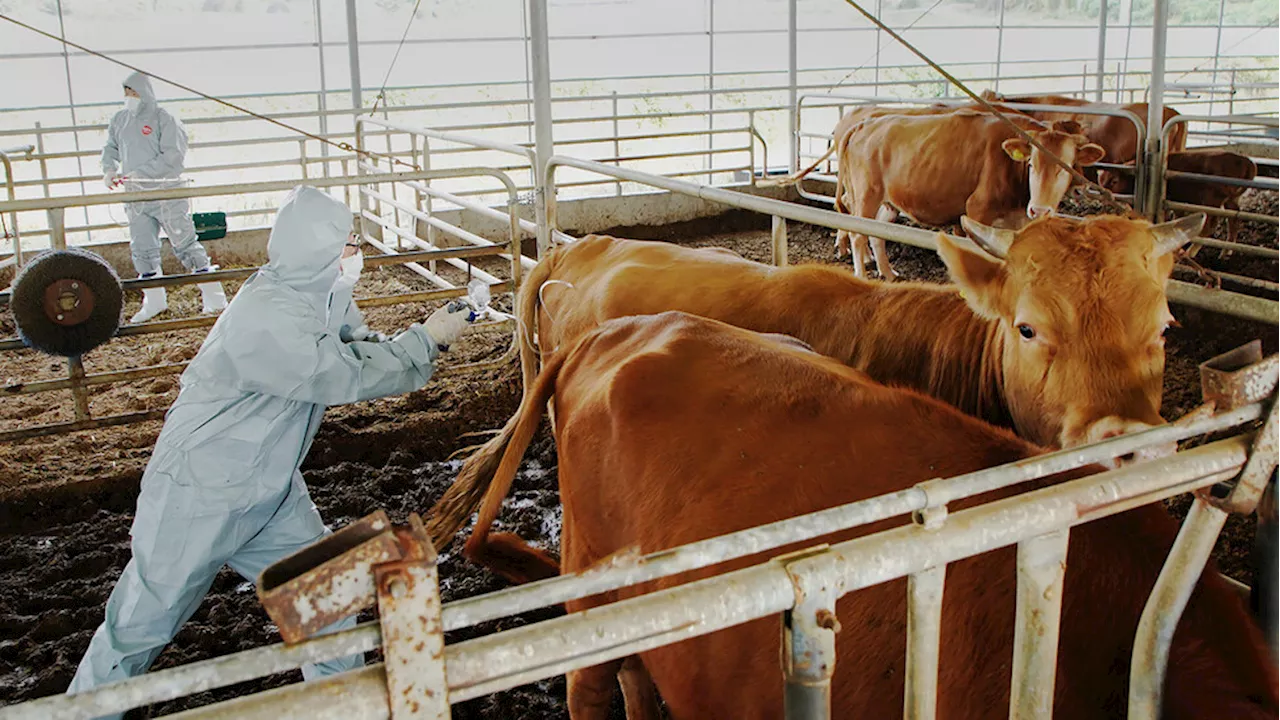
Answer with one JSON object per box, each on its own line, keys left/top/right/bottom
{"left": 0, "top": 168, "right": 526, "bottom": 443}
{"left": 0, "top": 342, "right": 1274, "bottom": 720}
{"left": 543, "top": 155, "right": 1278, "bottom": 326}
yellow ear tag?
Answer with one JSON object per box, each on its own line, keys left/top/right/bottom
{"left": 1011, "top": 149, "right": 1028, "bottom": 161}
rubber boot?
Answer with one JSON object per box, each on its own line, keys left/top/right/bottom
{"left": 198, "top": 282, "right": 228, "bottom": 314}
{"left": 130, "top": 286, "right": 168, "bottom": 324}
{"left": 193, "top": 265, "right": 228, "bottom": 314}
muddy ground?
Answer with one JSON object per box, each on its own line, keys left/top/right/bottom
{"left": 0, "top": 191, "right": 1276, "bottom": 717}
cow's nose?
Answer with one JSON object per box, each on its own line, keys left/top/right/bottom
{"left": 1063, "top": 416, "right": 1174, "bottom": 468}
{"left": 1027, "top": 205, "right": 1054, "bottom": 219}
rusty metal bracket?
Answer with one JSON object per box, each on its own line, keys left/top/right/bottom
{"left": 1198, "top": 342, "right": 1280, "bottom": 515}
{"left": 779, "top": 547, "right": 840, "bottom": 720}
{"left": 258, "top": 510, "right": 405, "bottom": 644}
{"left": 257, "top": 510, "right": 451, "bottom": 718}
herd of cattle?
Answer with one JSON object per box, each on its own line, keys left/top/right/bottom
{"left": 765, "top": 90, "right": 1259, "bottom": 280}
{"left": 416, "top": 163, "right": 1277, "bottom": 718}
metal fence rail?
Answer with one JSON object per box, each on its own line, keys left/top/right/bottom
{"left": 0, "top": 167, "right": 527, "bottom": 442}
{"left": 543, "top": 155, "right": 1279, "bottom": 325}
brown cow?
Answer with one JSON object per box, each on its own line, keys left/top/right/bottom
{"left": 981, "top": 90, "right": 1189, "bottom": 166}
{"left": 1099, "top": 150, "right": 1258, "bottom": 246}
{"left": 772, "top": 102, "right": 1049, "bottom": 277}
{"left": 426, "top": 213, "right": 1206, "bottom": 547}
{"left": 834, "top": 111, "right": 1105, "bottom": 280}
{"left": 774, "top": 102, "right": 995, "bottom": 186}
{"left": 456, "top": 311, "right": 1277, "bottom": 720}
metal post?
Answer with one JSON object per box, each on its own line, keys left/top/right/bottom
{"left": 1119, "top": 0, "right": 1134, "bottom": 97}
{"left": 376, "top": 544, "right": 452, "bottom": 719}
{"left": 528, "top": 0, "right": 554, "bottom": 257}
{"left": 1009, "top": 530, "right": 1070, "bottom": 719}
{"left": 873, "top": 0, "right": 883, "bottom": 91}
{"left": 55, "top": 0, "right": 92, "bottom": 243}
{"left": 314, "top": 0, "right": 331, "bottom": 179}
{"left": 994, "top": 0, "right": 1007, "bottom": 92}
{"left": 788, "top": 0, "right": 798, "bottom": 173}
{"left": 48, "top": 207, "right": 66, "bottom": 251}
{"left": 1141, "top": 0, "right": 1170, "bottom": 218}
{"left": 905, "top": 565, "right": 945, "bottom": 720}
{"left": 706, "top": 0, "right": 715, "bottom": 184}
{"left": 782, "top": 554, "right": 838, "bottom": 720}
{"left": 771, "top": 215, "right": 788, "bottom": 267}
{"left": 612, "top": 92, "right": 622, "bottom": 197}
{"left": 1095, "top": 0, "right": 1108, "bottom": 102}
{"left": 345, "top": 0, "right": 363, "bottom": 111}
{"left": 1129, "top": 495, "right": 1230, "bottom": 718}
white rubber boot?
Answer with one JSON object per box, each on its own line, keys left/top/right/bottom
{"left": 199, "top": 282, "right": 228, "bottom": 314}
{"left": 130, "top": 286, "right": 169, "bottom": 324}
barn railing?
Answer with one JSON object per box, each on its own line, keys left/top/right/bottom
{"left": 545, "top": 156, "right": 1278, "bottom": 325}
{"left": 1, "top": 56, "right": 1273, "bottom": 256}
{"left": 1, "top": 334, "right": 1273, "bottom": 720}
{"left": 0, "top": 168, "right": 525, "bottom": 442}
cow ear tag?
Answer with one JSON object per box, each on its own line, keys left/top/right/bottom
{"left": 1011, "top": 149, "right": 1028, "bottom": 161}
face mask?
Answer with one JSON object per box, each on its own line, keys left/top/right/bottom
{"left": 124, "top": 96, "right": 141, "bottom": 113}
{"left": 334, "top": 250, "right": 363, "bottom": 289}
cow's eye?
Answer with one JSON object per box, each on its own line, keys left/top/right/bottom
{"left": 1017, "top": 323, "right": 1036, "bottom": 340}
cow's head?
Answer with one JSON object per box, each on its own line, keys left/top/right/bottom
{"left": 1096, "top": 166, "right": 1136, "bottom": 194}
{"left": 1002, "top": 121, "right": 1106, "bottom": 219}
{"left": 938, "top": 213, "right": 1206, "bottom": 450}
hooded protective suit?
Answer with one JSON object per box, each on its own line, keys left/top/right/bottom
{"left": 68, "top": 187, "right": 442, "bottom": 714}
{"left": 102, "top": 72, "right": 211, "bottom": 277}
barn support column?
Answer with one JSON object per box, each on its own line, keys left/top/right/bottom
{"left": 1094, "top": 0, "right": 1108, "bottom": 101}
{"left": 314, "top": 0, "right": 331, "bottom": 178}
{"left": 529, "top": 0, "right": 555, "bottom": 257}
{"left": 787, "top": 0, "right": 798, "bottom": 173}
{"left": 1140, "top": 0, "right": 1169, "bottom": 218}
{"left": 345, "top": 0, "right": 362, "bottom": 111}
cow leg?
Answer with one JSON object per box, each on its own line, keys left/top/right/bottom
{"left": 567, "top": 660, "right": 623, "bottom": 720}
{"left": 871, "top": 205, "right": 899, "bottom": 282}
{"left": 847, "top": 189, "right": 884, "bottom": 279}
{"left": 1220, "top": 196, "right": 1240, "bottom": 261}
{"left": 833, "top": 189, "right": 853, "bottom": 261}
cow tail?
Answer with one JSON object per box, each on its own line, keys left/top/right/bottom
{"left": 757, "top": 141, "right": 839, "bottom": 188}
{"left": 517, "top": 249, "right": 555, "bottom": 391}
{"left": 459, "top": 349, "right": 568, "bottom": 583}
{"left": 424, "top": 253, "right": 556, "bottom": 551}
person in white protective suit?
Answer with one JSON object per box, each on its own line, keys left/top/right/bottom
{"left": 67, "top": 186, "right": 476, "bottom": 716}
{"left": 102, "top": 71, "right": 228, "bottom": 322}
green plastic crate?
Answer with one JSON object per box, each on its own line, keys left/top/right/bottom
{"left": 193, "top": 211, "right": 227, "bottom": 241}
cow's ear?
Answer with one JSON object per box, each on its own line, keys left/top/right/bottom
{"left": 1002, "top": 138, "right": 1032, "bottom": 163}
{"left": 938, "top": 232, "right": 1006, "bottom": 319}
{"left": 1075, "top": 143, "right": 1106, "bottom": 166}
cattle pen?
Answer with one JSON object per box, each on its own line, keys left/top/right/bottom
{"left": 0, "top": 0, "right": 1277, "bottom": 718}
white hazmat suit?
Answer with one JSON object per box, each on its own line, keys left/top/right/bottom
{"left": 102, "top": 71, "right": 226, "bottom": 320}
{"left": 68, "top": 186, "right": 470, "bottom": 717}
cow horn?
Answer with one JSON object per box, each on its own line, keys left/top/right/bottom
{"left": 960, "top": 216, "right": 1015, "bottom": 259}
{"left": 1150, "top": 213, "right": 1207, "bottom": 257}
